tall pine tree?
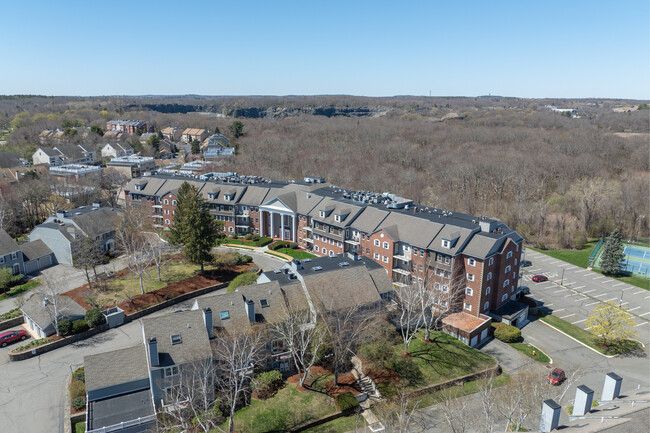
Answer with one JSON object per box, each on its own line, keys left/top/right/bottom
{"left": 600, "top": 228, "right": 624, "bottom": 276}
{"left": 170, "top": 182, "right": 218, "bottom": 272}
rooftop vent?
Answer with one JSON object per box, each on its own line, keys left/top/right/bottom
{"left": 171, "top": 334, "right": 182, "bottom": 345}
{"left": 312, "top": 266, "right": 323, "bottom": 272}
{"left": 260, "top": 299, "right": 269, "bottom": 308}
{"left": 339, "top": 261, "right": 350, "bottom": 267}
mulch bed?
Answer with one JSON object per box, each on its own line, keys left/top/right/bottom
{"left": 325, "top": 373, "right": 362, "bottom": 397}
{"left": 63, "top": 265, "right": 252, "bottom": 315}
{"left": 367, "top": 368, "right": 400, "bottom": 384}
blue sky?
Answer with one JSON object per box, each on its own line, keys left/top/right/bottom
{"left": 2, "top": 0, "right": 648, "bottom": 99}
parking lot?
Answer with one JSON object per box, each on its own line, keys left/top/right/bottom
{"left": 522, "top": 249, "right": 650, "bottom": 345}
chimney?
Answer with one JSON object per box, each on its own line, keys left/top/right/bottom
{"left": 245, "top": 298, "right": 255, "bottom": 323}
{"left": 347, "top": 251, "right": 359, "bottom": 261}
{"left": 148, "top": 337, "right": 159, "bottom": 367}
{"left": 202, "top": 307, "right": 213, "bottom": 338}
{"left": 291, "top": 259, "right": 302, "bottom": 271}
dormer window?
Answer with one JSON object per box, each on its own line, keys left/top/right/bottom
{"left": 334, "top": 214, "right": 341, "bottom": 223}
{"left": 260, "top": 299, "right": 269, "bottom": 308}
{"left": 171, "top": 334, "right": 182, "bottom": 345}
{"left": 442, "top": 239, "right": 451, "bottom": 248}
{"left": 319, "top": 210, "right": 325, "bottom": 218}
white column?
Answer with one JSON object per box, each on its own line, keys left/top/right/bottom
{"left": 271, "top": 212, "right": 275, "bottom": 239}
{"left": 281, "top": 214, "right": 286, "bottom": 241}
{"left": 259, "top": 210, "right": 264, "bottom": 237}
{"left": 292, "top": 215, "right": 297, "bottom": 242}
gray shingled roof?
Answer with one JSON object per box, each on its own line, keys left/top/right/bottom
{"left": 0, "top": 229, "right": 20, "bottom": 256}
{"left": 237, "top": 186, "right": 271, "bottom": 206}
{"left": 428, "top": 225, "right": 477, "bottom": 255}
{"left": 71, "top": 208, "right": 121, "bottom": 238}
{"left": 303, "top": 266, "right": 383, "bottom": 311}
{"left": 348, "top": 206, "right": 390, "bottom": 234}
{"left": 141, "top": 310, "right": 212, "bottom": 368}
{"left": 0, "top": 152, "right": 24, "bottom": 169}
{"left": 21, "top": 294, "right": 86, "bottom": 330}
{"left": 84, "top": 345, "right": 149, "bottom": 391}
{"left": 375, "top": 212, "right": 444, "bottom": 248}
{"left": 309, "top": 197, "right": 364, "bottom": 227}
{"left": 38, "top": 147, "right": 60, "bottom": 157}
{"left": 20, "top": 239, "right": 53, "bottom": 261}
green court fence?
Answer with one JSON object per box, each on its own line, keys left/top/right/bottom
{"left": 588, "top": 234, "right": 606, "bottom": 267}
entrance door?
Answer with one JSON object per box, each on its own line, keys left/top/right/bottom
{"left": 12, "top": 263, "right": 20, "bottom": 275}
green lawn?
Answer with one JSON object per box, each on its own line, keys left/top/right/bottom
{"left": 0, "top": 279, "right": 41, "bottom": 301}
{"left": 509, "top": 342, "right": 550, "bottom": 363}
{"left": 75, "top": 422, "right": 85, "bottom": 433}
{"left": 529, "top": 241, "right": 598, "bottom": 268}
{"left": 224, "top": 383, "right": 338, "bottom": 433}
{"left": 276, "top": 248, "right": 317, "bottom": 260}
{"left": 302, "top": 414, "right": 366, "bottom": 433}
{"left": 401, "top": 331, "right": 496, "bottom": 387}
{"left": 540, "top": 314, "right": 642, "bottom": 356}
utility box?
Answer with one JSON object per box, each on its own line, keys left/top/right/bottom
{"left": 572, "top": 385, "right": 594, "bottom": 416}
{"left": 602, "top": 372, "right": 622, "bottom": 401}
{"left": 540, "top": 399, "right": 561, "bottom": 432}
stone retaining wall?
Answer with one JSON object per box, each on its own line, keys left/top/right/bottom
{"left": 0, "top": 315, "right": 24, "bottom": 331}
{"left": 288, "top": 411, "right": 345, "bottom": 432}
{"left": 405, "top": 364, "right": 502, "bottom": 399}
{"left": 8, "top": 323, "right": 110, "bottom": 361}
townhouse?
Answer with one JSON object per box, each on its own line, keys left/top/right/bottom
{"left": 181, "top": 128, "right": 209, "bottom": 143}
{"left": 106, "top": 120, "right": 155, "bottom": 135}
{"left": 160, "top": 126, "right": 182, "bottom": 141}
{"left": 32, "top": 144, "right": 98, "bottom": 166}
{"left": 123, "top": 173, "right": 525, "bottom": 347}
{"left": 100, "top": 142, "right": 134, "bottom": 159}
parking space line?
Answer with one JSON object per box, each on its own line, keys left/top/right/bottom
{"left": 553, "top": 308, "right": 565, "bottom": 313}
{"left": 582, "top": 289, "right": 595, "bottom": 294}
{"left": 635, "top": 322, "right": 648, "bottom": 327}
{"left": 572, "top": 319, "right": 587, "bottom": 324}
{"left": 542, "top": 257, "right": 555, "bottom": 261}
{"left": 571, "top": 285, "right": 584, "bottom": 289}
{"left": 613, "top": 282, "right": 626, "bottom": 287}
{"left": 633, "top": 290, "right": 646, "bottom": 295}
{"left": 640, "top": 312, "right": 650, "bottom": 316}
{"left": 603, "top": 297, "right": 617, "bottom": 302}
{"left": 573, "top": 298, "right": 584, "bottom": 302}
{"left": 574, "top": 269, "right": 589, "bottom": 273}
{"left": 586, "top": 301, "right": 600, "bottom": 306}
{"left": 628, "top": 307, "right": 641, "bottom": 312}
{"left": 593, "top": 276, "right": 605, "bottom": 280}
{"left": 545, "top": 303, "right": 554, "bottom": 307}
{"left": 565, "top": 281, "right": 577, "bottom": 286}
{"left": 560, "top": 313, "right": 575, "bottom": 319}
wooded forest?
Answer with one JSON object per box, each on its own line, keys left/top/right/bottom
{"left": 0, "top": 95, "right": 648, "bottom": 249}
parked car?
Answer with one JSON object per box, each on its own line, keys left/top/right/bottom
{"left": 519, "top": 286, "right": 530, "bottom": 295}
{"left": 548, "top": 368, "right": 566, "bottom": 385}
{"left": 532, "top": 274, "right": 548, "bottom": 282}
{"left": 0, "top": 330, "right": 29, "bottom": 347}
{"left": 521, "top": 260, "right": 532, "bottom": 267}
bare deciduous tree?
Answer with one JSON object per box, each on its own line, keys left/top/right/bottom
{"left": 115, "top": 208, "right": 154, "bottom": 294}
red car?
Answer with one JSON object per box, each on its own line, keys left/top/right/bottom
{"left": 532, "top": 274, "right": 548, "bottom": 282}
{"left": 548, "top": 368, "right": 566, "bottom": 385}
{"left": 0, "top": 330, "right": 29, "bottom": 347}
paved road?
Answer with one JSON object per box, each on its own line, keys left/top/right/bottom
{"left": 521, "top": 249, "right": 650, "bottom": 345}
{"left": 0, "top": 250, "right": 284, "bottom": 433}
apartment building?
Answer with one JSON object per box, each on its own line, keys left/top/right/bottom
{"left": 106, "top": 120, "right": 155, "bottom": 135}
{"left": 124, "top": 174, "right": 525, "bottom": 347}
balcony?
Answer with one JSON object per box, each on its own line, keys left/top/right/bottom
{"left": 313, "top": 226, "right": 344, "bottom": 242}
{"left": 393, "top": 253, "right": 411, "bottom": 262}
{"left": 392, "top": 268, "right": 411, "bottom": 276}
{"left": 152, "top": 204, "right": 162, "bottom": 209}
{"left": 304, "top": 226, "right": 312, "bottom": 232}
{"left": 344, "top": 238, "right": 360, "bottom": 246}
{"left": 392, "top": 281, "right": 408, "bottom": 288}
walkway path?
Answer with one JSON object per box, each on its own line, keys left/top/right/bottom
{"left": 350, "top": 355, "right": 384, "bottom": 430}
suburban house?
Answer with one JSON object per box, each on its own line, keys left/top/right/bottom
{"left": 101, "top": 142, "right": 134, "bottom": 159}
{"left": 160, "top": 126, "right": 182, "bottom": 141}
{"left": 28, "top": 203, "right": 121, "bottom": 266}
{"left": 139, "top": 132, "right": 157, "bottom": 144}
{"left": 0, "top": 229, "right": 25, "bottom": 275}
{"left": 106, "top": 155, "right": 156, "bottom": 179}
{"left": 49, "top": 164, "right": 103, "bottom": 180}
{"left": 181, "top": 128, "right": 209, "bottom": 143}
{"left": 0, "top": 152, "right": 28, "bottom": 169}
{"left": 123, "top": 173, "right": 525, "bottom": 347}
{"left": 106, "top": 120, "right": 154, "bottom": 135}
{"left": 20, "top": 239, "right": 55, "bottom": 274}
{"left": 32, "top": 144, "right": 97, "bottom": 166}
{"left": 103, "top": 131, "right": 125, "bottom": 140}
{"left": 21, "top": 294, "right": 86, "bottom": 338}
{"left": 0, "top": 164, "right": 48, "bottom": 185}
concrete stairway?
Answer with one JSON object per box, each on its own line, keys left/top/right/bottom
{"left": 351, "top": 355, "right": 385, "bottom": 431}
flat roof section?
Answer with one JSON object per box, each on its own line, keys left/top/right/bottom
{"left": 88, "top": 389, "right": 156, "bottom": 432}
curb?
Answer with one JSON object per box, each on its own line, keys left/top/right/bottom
{"left": 539, "top": 319, "right": 616, "bottom": 359}
{"left": 64, "top": 371, "right": 72, "bottom": 433}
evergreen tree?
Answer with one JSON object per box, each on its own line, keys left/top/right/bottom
{"left": 229, "top": 120, "right": 244, "bottom": 138}
{"left": 170, "top": 182, "right": 218, "bottom": 272}
{"left": 191, "top": 139, "right": 201, "bottom": 155}
{"left": 600, "top": 228, "right": 624, "bottom": 276}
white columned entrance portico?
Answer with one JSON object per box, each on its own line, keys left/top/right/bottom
{"left": 259, "top": 198, "right": 297, "bottom": 242}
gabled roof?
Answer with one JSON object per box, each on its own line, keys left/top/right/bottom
{"left": 0, "top": 152, "right": 25, "bottom": 169}
{"left": 20, "top": 239, "right": 53, "bottom": 261}
{"left": 69, "top": 208, "right": 121, "bottom": 238}
{"left": 21, "top": 294, "right": 86, "bottom": 331}
{"left": 37, "top": 147, "right": 60, "bottom": 157}
{"left": 84, "top": 345, "right": 149, "bottom": 391}
{"left": 374, "top": 212, "right": 444, "bottom": 248}
{"left": 237, "top": 185, "right": 271, "bottom": 206}
{"left": 428, "top": 224, "right": 476, "bottom": 255}
{"left": 55, "top": 144, "right": 86, "bottom": 160}
{"left": 182, "top": 128, "right": 208, "bottom": 136}
{"left": 141, "top": 309, "right": 212, "bottom": 368}
{"left": 0, "top": 229, "right": 20, "bottom": 256}
{"left": 303, "top": 266, "right": 384, "bottom": 311}
{"left": 309, "top": 197, "right": 363, "bottom": 227}
{"left": 349, "top": 206, "right": 390, "bottom": 234}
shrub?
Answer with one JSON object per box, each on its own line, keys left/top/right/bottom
{"left": 73, "top": 367, "right": 85, "bottom": 383}
{"left": 229, "top": 234, "right": 238, "bottom": 239}
{"left": 359, "top": 341, "right": 394, "bottom": 368}
{"left": 58, "top": 319, "right": 73, "bottom": 336}
{"left": 388, "top": 355, "right": 423, "bottom": 386}
{"left": 71, "top": 319, "right": 89, "bottom": 334}
{"left": 252, "top": 235, "right": 260, "bottom": 241}
{"left": 85, "top": 308, "right": 105, "bottom": 328}
{"left": 70, "top": 380, "right": 86, "bottom": 400}
{"left": 227, "top": 272, "right": 259, "bottom": 292}
{"left": 336, "top": 392, "right": 359, "bottom": 414}
{"left": 252, "top": 370, "right": 283, "bottom": 399}
{"left": 71, "top": 396, "right": 86, "bottom": 410}
{"left": 288, "top": 242, "right": 298, "bottom": 249}
{"left": 244, "top": 233, "right": 253, "bottom": 240}
{"left": 494, "top": 323, "right": 521, "bottom": 343}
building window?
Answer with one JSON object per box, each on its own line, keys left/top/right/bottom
{"left": 465, "top": 287, "right": 473, "bottom": 296}
{"left": 464, "top": 303, "right": 472, "bottom": 311}
{"left": 374, "top": 239, "right": 380, "bottom": 247}
{"left": 507, "top": 251, "right": 513, "bottom": 259}
{"left": 164, "top": 366, "right": 179, "bottom": 377}
{"left": 315, "top": 245, "right": 319, "bottom": 252}
{"left": 487, "top": 272, "right": 492, "bottom": 281}
{"left": 228, "top": 227, "right": 233, "bottom": 232}
{"left": 436, "top": 268, "right": 444, "bottom": 276}
{"left": 505, "top": 265, "right": 511, "bottom": 273}
{"left": 164, "top": 210, "right": 169, "bottom": 215}
{"left": 484, "top": 301, "right": 489, "bottom": 311}
{"left": 172, "top": 200, "right": 177, "bottom": 205}
{"left": 434, "top": 282, "right": 440, "bottom": 290}
{"left": 337, "top": 241, "right": 342, "bottom": 247}
{"left": 373, "top": 253, "right": 379, "bottom": 260}
{"left": 514, "top": 258, "right": 518, "bottom": 266}
{"left": 11, "top": 252, "right": 17, "bottom": 260}
{"left": 322, "top": 248, "right": 327, "bottom": 255}
{"left": 414, "top": 248, "right": 418, "bottom": 254}
{"left": 488, "top": 257, "right": 494, "bottom": 266}
{"left": 418, "top": 265, "right": 423, "bottom": 271}
{"left": 164, "top": 219, "right": 170, "bottom": 225}
{"left": 436, "top": 254, "right": 442, "bottom": 262}
{"left": 503, "top": 279, "right": 510, "bottom": 288}
{"left": 382, "top": 256, "right": 389, "bottom": 263}
{"left": 442, "top": 285, "right": 449, "bottom": 293}
{"left": 163, "top": 199, "right": 168, "bottom": 205}
{"left": 445, "top": 256, "right": 450, "bottom": 264}
{"left": 466, "top": 273, "right": 474, "bottom": 281}
{"left": 442, "top": 240, "right": 450, "bottom": 248}
{"left": 220, "top": 310, "right": 230, "bottom": 320}
{"left": 420, "top": 250, "right": 424, "bottom": 257}
{"left": 502, "top": 293, "right": 508, "bottom": 302}
{"left": 485, "top": 286, "right": 491, "bottom": 295}
{"left": 383, "top": 241, "right": 389, "bottom": 249}
{"left": 512, "top": 272, "right": 516, "bottom": 279}
{"left": 467, "top": 257, "right": 476, "bottom": 266}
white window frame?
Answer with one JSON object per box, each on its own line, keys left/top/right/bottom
{"left": 164, "top": 219, "right": 170, "bottom": 225}
{"left": 163, "top": 199, "right": 168, "bottom": 205}
{"left": 442, "top": 240, "right": 450, "bottom": 248}
{"left": 467, "top": 257, "right": 476, "bottom": 266}
{"left": 172, "top": 200, "right": 177, "bottom": 205}
{"left": 322, "top": 248, "right": 327, "bottom": 255}
{"left": 505, "top": 265, "right": 511, "bottom": 273}
{"left": 487, "top": 272, "right": 492, "bottom": 281}
{"left": 164, "top": 365, "right": 180, "bottom": 378}
{"left": 382, "top": 255, "right": 389, "bottom": 263}
{"left": 485, "top": 286, "right": 491, "bottom": 295}
{"left": 507, "top": 251, "right": 513, "bottom": 259}
{"left": 503, "top": 279, "right": 510, "bottom": 288}
{"left": 383, "top": 241, "right": 389, "bottom": 249}
{"left": 466, "top": 273, "right": 474, "bottom": 281}
{"left": 501, "top": 293, "right": 508, "bottom": 302}
{"left": 315, "top": 245, "right": 319, "bottom": 252}
{"left": 488, "top": 257, "right": 494, "bottom": 266}
{"left": 484, "top": 301, "right": 490, "bottom": 311}
{"left": 373, "top": 253, "right": 379, "bottom": 260}
{"left": 465, "top": 287, "right": 473, "bottom": 296}
{"left": 464, "top": 303, "right": 472, "bottom": 311}
{"left": 374, "top": 239, "right": 380, "bottom": 247}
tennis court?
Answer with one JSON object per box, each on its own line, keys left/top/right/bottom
{"left": 621, "top": 245, "right": 650, "bottom": 276}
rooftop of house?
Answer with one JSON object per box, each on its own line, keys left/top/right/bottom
{"left": 84, "top": 345, "right": 149, "bottom": 391}
{"left": 0, "top": 152, "right": 26, "bottom": 169}
{"left": 87, "top": 389, "right": 155, "bottom": 432}
{"left": 20, "top": 294, "right": 87, "bottom": 330}
{"left": 141, "top": 309, "right": 213, "bottom": 369}
{"left": 0, "top": 229, "right": 21, "bottom": 256}
{"left": 108, "top": 120, "right": 151, "bottom": 126}
{"left": 182, "top": 128, "right": 208, "bottom": 136}
{"left": 38, "top": 204, "right": 121, "bottom": 239}
{"left": 20, "top": 239, "right": 53, "bottom": 262}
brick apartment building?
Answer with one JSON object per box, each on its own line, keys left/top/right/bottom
{"left": 124, "top": 174, "right": 526, "bottom": 347}
{"left": 106, "top": 120, "right": 155, "bottom": 135}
